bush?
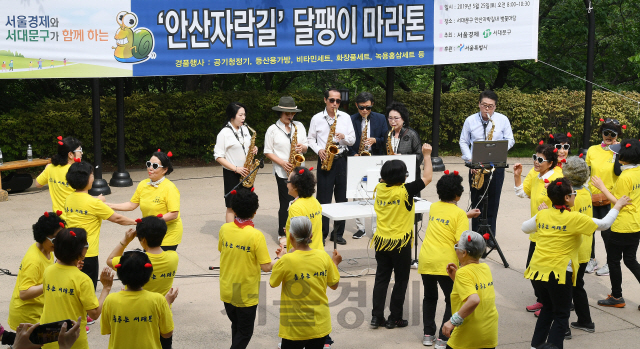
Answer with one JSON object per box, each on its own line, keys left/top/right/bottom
{"left": 1, "top": 89, "right": 638, "bottom": 164}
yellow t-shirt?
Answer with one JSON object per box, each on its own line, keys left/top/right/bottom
{"left": 64, "top": 192, "right": 114, "bottom": 257}
{"left": 112, "top": 251, "right": 179, "bottom": 296}
{"left": 286, "top": 197, "right": 324, "bottom": 251}
{"left": 218, "top": 222, "right": 271, "bottom": 307}
{"left": 447, "top": 263, "right": 499, "bottom": 349}
{"left": 36, "top": 164, "right": 74, "bottom": 213}
{"left": 523, "top": 167, "right": 563, "bottom": 242}
{"left": 418, "top": 202, "right": 468, "bottom": 275}
{"left": 100, "top": 290, "right": 174, "bottom": 349}
{"left": 372, "top": 183, "right": 414, "bottom": 251}
{"left": 40, "top": 263, "right": 99, "bottom": 349}
{"left": 7, "top": 243, "right": 54, "bottom": 329}
{"left": 585, "top": 144, "right": 618, "bottom": 195}
{"left": 269, "top": 249, "right": 340, "bottom": 341}
{"left": 611, "top": 166, "right": 640, "bottom": 233}
{"left": 525, "top": 209, "right": 597, "bottom": 286}
{"left": 131, "top": 179, "right": 183, "bottom": 246}
{"left": 574, "top": 188, "right": 594, "bottom": 263}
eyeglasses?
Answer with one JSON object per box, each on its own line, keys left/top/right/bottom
{"left": 46, "top": 236, "right": 56, "bottom": 243}
{"left": 388, "top": 117, "right": 402, "bottom": 121}
{"left": 74, "top": 147, "right": 83, "bottom": 154}
{"left": 570, "top": 191, "right": 578, "bottom": 197}
{"left": 603, "top": 130, "right": 618, "bottom": 138}
{"left": 480, "top": 103, "right": 496, "bottom": 109}
{"left": 327, "top": 98, "right": 342, "bottom": 104}
{"left": 454, "top": 243, "right": 466, "bottom": 252}
{"left": 146, "top": 161, "right": 164, "bottom": 170}
{"left": 554, "top": 144, "right": 570, "bottom": 151}
{"left": 357, "top": 106, "right": 372, "bottom": 111}
{"left": 532, "top": 154, "right": 550, "bottom": 163}
{"left": 604, "top": 118, "right": 620, "bottom": 125}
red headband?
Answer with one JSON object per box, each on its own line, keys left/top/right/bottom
{"left": 167, "top": 151, "right": 173, "bottom": 157}
{"left": 57, "top": 136, "right": 63, "bottom": 140}
{"left": 56, "top": 210, "right": 62, "bottom": 216}
{"left": 44, "top": 211, "right": 50, "bottom": 217}
{"left": 483, "top": 233, "right": 491, "bottom": 240}
{"left": 135, "top": 218, "right": 142, "bottom": 223}
{"left": 467, "top": 235, "right": 472, "bottom": 242}
{"left": 69, "top": 231, "right": 76, "bottom": 237}
{"left": 556, "top": 182, "right": 562, "bottom": 186}
{"left": 157, "top": 214, "right": 163, "bottom": 218}
{"left": 144, "top": 263, "right": 152, "bottom": 268}
{"left": 74, "top": 158, "right": 81, "bottom": 163}
{"left": 59, "top": 222, "right": 65, "bottom": 228}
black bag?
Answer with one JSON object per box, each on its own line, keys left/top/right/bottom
{"left": 1, "top": 173, "right": 34, "bottom": 194}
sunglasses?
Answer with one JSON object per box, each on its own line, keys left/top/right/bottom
{"left": 570, "top": 191, "right": 577, "bottom": 197}
{"left": 327, "top": 98, "right": 342, "bottom": 104}
{"left": 532, "top": 154, "right": 550, "bottom": 163}
{"left": 554, "top": 144, "right": 570, "bottom": 150}
{"left": 74, "top": 147, "right": 83, "bottom": 154}
{"left": 47, "top": 236, "right": 56, "bottom": 243}
{"left": 603, "top": 130, "right": 618, "bottom": 138}
{"left": 146, "top": 161, "right": 164, "bottom": 170}
{"left": 358, "top": 106, "right": 372, "bottom": 111}
{"left": 604, "top": 118, "right": 620, "bottom": 125}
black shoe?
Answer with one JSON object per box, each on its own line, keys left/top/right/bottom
{"left": 370, "top": 316, "right": 386, "bottom": 329}
{"left": 385, "top": 319, "right": 408, "bottom": 329}
{"left": 335, "top": 236, "right": 347, "bottom": 245}
{"left": 353, "top": 230, "right": 366, "bottom": 239}
{"left": 570, "top": 321, "right": 595, "bottom": 333}
{"left": 565, "top": 329, "right": 572, "bottom": 340}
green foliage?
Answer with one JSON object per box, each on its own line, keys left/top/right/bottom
{"left": 1, "top": 89, "right": 638, "bottom": 164}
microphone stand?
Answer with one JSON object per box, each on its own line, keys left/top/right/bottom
{"left": 224, "top": 157, "right": 265, "bottom": 198}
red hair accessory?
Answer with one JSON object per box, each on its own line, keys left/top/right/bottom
{"left": 626, "top": 143, "right": 631, "bottom": 148}
{"left": 144, "top": 263, "right": 152, "bottom": 268}
{"left": 444, "top": 170, "right": 450, "bottom": 175}
{"left": 556, "top": 182, "right": 562, "bottom": 186}
{"left": 56, "top": 210, "right": 62, "bottom": 216}
{"left": 549, "top": 134, "right": 554, "bottom": 139}
{"left": 553, "top": 148, "right": 558, "bottom": 153}
{"left": 567, "top": 132, "right": 572, "bottom": 138}
{"left": 250, "top": 187, "right": 255, "bottom": 192}
{"left": 622, "top": 125, "right": 627, "bottom": 130}
{"left": 298, "top": 169, "right": 304, "bottom": 174}
{"left": 135, "top": 218, "right": 142, "bottom": 223}
{"left": 58, "top": 141, "right": 64, "bottom": 146}
{"left": 74, "top": 158, "right": 81, "bottom": 163}
{"left": 57, "top": 136, "right": 63, "bottom": 141}
{"left": 579, "top": 153, "right": 584, "bottom": 158}
{"left": 230, "top": 190, "right": 237, "bottom": 195}
{"left": 114, "top": 264, "right": 121, "bottom": 269}
{"left": 467, "top": 235, "right": 472, "bottom": 242}
{"left": 44, "top": 211, "right": 50, "bottom": 217}
{"left": 539, "top": 140, "right": 544, "bottom": 145}
{"left": 309, "top": 167, "right": 314, "bottom": 171}
{"left": 544, "top": 179, "right": 549, "bottom": 184}
{"left": 483, "top": 233, "right": 491, "bottom": 240}
{"left": 453, "top": 171, "right": 459, "bottom": 176}
{"left": 157, "top": 214, "right": 163, "bottom": 218}
{"left": 157, "top": 149, "right": 161, "bottom": 152}
{"left": 69, "top": 231, "right": 76, "bottom": 237}
{"left": 599, "top": 118, "right": 605, "bottom": 122}
{"left": 560, "top": 159, "right": 567, "bottom": 163}
{"left": 59, "top": 222, "right": 65, "bottom": 228}
{"left": 167, "top": 151, "right": 173, "bottom": 157}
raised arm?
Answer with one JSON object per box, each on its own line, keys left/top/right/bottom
{"left": 421, "top": 144, "right": 433, "bottom": 187}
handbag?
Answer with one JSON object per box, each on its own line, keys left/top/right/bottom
{"left": 592, "top": 193, "right": 611, "bottom": 207}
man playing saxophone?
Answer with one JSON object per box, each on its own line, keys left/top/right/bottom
{"left": 348, "top": 92, "right": 388, "bottom": 239}
{"left": 307, "top": 88, "right": 355, "bottom": 246}
{"left": 459, "top": 90, "right": 514, "bottom": 246}
{"left": 264, "top": 96, "right": 308, "bottom": 244}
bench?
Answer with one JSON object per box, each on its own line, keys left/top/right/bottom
{"left": 0, "top": 159, "right": 51, "bottom": 202}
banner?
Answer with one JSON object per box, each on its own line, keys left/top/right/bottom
{"left": 1, "top": 0, "right": 539, "bottom": 79}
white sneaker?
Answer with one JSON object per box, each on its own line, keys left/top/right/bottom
{"left": 422, "top": 335, "right": 434, "bottom": 346}
{"left": 434, "top": 339, "right": 447, "bottom": 349}
{"left": 596, "top": 263, "right": 609, "bottom": 276}
{"left": 585, "top": 258, "right": 598, "bottom": 274}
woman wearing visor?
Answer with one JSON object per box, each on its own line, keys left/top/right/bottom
{"left": 103, "top": 150, "right": 183, "bottom": 251}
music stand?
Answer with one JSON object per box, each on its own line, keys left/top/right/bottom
{"left": 467, "top": 141, "right": 510, "bottom": 268}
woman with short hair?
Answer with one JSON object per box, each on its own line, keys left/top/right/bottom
{"left": 384, "top": 101, "right": 423, "bottom": 181}
{"left": 36, "top": 136, "right": 83, "bottom": 213}
{"left": 284, "top": 167, "right": 323, "bottom": 251}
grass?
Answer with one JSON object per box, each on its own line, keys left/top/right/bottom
{"left": 0, "top": 55, "right": 67, "bottom": 69}
{"left": 0, "top": 56, "right": 132, "bottom": 78}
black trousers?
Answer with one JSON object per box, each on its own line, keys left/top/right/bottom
{"left": 281, "top": 336, "right": 326, "bottom": 349}
{"left": 160, "top": 335, "right": 172, "bottom": 349}
{"left": 531, "top": 272, "right": 573, "bottom": 349}
{"left": 223, "top": 169, "right": 242, "bottom": 208}
{"left": 606, "top": 231, "right": 640, "bottom": 298}
{"left": 223, "top": 302, "right": 257, "bottom": 349}
{"left": 161, "top": 245, "right": 178, "bottom": 251}
{"left": 446, "top": 346, "right": 494, "bottom": 349}
{"left": 526, "top": 241, "right": 541, "bottom": 303}
{"left": 572, "top": 262, "right": 592, "bottom": 325}
{"left": 276, "top": 175, "right": 294, "bottom": 237}
{"left": 468, "top": 167, "right": 504, "bottom": 236}
{"left": 422, "top": 274, "right": 453, "bottom": 339}
{"left": 592, "top": 205, "right": 612, "bottom": 259}
{"left": 316, "top": 156, "right": 347, "bottom": 239}
{"left": 81, "top": 256, "right": 99, "bottom": 290}
{"left": 372, "top": 243, "right": 411, "bottom": 321}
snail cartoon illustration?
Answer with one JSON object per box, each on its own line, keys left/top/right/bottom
{"left": 112, "top": 11, "right": 155, "bottom": 63}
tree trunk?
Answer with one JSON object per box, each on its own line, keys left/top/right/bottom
{"left": 184, "top": 75, "right": 199, "bottom": 92}
{"left": 200, "top": 74, "right": 215, "bottom": 93}
{"left": 263, "top": 73, "right": 274, "bottom": 91}
{"left": 490, "top": 61, "right": 513, "bottom": 89}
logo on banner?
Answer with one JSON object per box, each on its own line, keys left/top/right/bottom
{"left": 483, "top": 29, "right": 492, "bottom": 38}
{"left": 112, "top": 11, "right": 155, "bottom": 64}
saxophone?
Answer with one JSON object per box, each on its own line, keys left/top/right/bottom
{"left": 386, "top": 130, "right": 394, "bottom": 155}
{"left": 320, "top": 108, "right": 340, "bottom": 171}
{"left": 241, "top": 125, "right": 260, "bottom": 188}
{"left": 358, "top": 119, "right": 371, "bottom": 156}
{"left": 471, "top": 116, "right": 495, "bottom": 189}
{"left": 287, "top": 123, "right": 305, "bottom": 176}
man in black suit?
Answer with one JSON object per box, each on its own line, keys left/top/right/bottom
{"left": 348, "top": 91, "right": 388, "bottom": 239}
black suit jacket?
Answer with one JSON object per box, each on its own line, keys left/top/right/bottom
{"left": 349, "top": 111, "right": 388, "bottom": 155}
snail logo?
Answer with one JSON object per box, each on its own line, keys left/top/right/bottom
{"left": 112, "top": 11, "right": 155, "bottom": 63}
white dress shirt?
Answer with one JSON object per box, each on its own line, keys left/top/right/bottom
{"left": 264, "top": 120, "right": 308, "bottom": 178}
{"left": 459, "top": 111, "right": 515, "bottom": 162}
{"left": 213, "top": 123, "right": 253, "bottom": 167}
{"left": 307, "top": 108, "right": 355, "bottom": 155}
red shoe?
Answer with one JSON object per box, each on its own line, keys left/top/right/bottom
{"left": 86, "top": 315, "right": 95, "bottom": 325}
{"left": 534, "top": 309, "right": 541, "bottom": 317}
{"left": 526, "top": 302, "right": 543, "bottom": 312}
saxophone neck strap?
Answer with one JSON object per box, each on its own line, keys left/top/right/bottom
{"left": 226, "top": 123, "right": 246, "bottom": 155}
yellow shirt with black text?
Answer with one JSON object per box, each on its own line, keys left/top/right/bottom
{"left": 574, "top": 188, "right": 594, "bottom": 263}
{"left": 611, "top": 166, "right": 640, "bottom": 233}
{"left": 36, "top": 164, "right": 74, "bottom": 213}
{"left": 286, "top": 196, "right": 324, "bottom": 251}
{"left": 523, "top": 167, "right": 563, "bottom": 242}
{"left": 64, "top": 192, "right": 114, "bottom": 257}
{"left": 131, "top": 179, "right": 183, "bottom": 246}
{"left": 269, "top": 249, "right": 340, "bottom": 341}
{"left": 585, "top": 144, "right": 618, "bottom": 195}
{"left": 372, "top": 183, "right": 414, "bottom": 251}
{"left": 418, "top": 201, "right": 468, "bottom": 275}
{"left": 112, "top": 251, "right": 179, "bottom": 296}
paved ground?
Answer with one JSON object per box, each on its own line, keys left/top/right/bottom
{"left": 1, "top": 156, "right": 639, "bottom": 348}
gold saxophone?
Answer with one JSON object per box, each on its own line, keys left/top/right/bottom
{"left": 241, "top": 125, "right": 260, "bottom": 188}
{"left": 321, "top": 108, "right": 340, "bottom": 171}
{"left": 386, "top": 130, "right": 394, "bottom": 155}
{"left": 358, "top": 119, "right": 371, "bottom": 156}
{"left": 471, "top": 116, "right": 495, "bottom": 189}
{"left": 287, "top": 123, "right": 305, "bottom": 176}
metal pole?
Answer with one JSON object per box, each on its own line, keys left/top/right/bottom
{"left": 431, "top": 65, "right": 445, "bottom": 171}
{"left": 109, "top": 78, "right": 133, "bottom": 187}
{"left": 89, "top": 78, "right": 111, "bottom": 196}
{"left": 581, "top": 0, "right": 595, "bottom": 154}
{"left": 386, "top": 67, "right": 395, "bottom": 107}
